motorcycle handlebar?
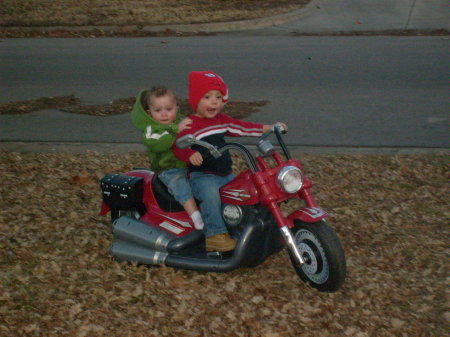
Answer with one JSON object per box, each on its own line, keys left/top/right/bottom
{"left": 273, "top": 125, "right": 291, "bottom": 160}
{"left": 274, "top": 123, "right": 287, "bottom": 135}
{"left": 175, "top": 123, "right": 291, "bottom": 170}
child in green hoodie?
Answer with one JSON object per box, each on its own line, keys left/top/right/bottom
{"left": 131, "top": 86, "right": 204, "bottom": 230}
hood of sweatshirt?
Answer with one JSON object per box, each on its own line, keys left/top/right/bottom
{"left": 131, "top": 89, "right": 159, "bottom": 132}
{"left": 130, "top": 89, "right": 186, "bottom": 172}
{"left": 131, "top": 89, "right": 183, "bottom": 130}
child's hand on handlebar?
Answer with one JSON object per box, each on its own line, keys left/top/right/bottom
{"left": 263, "top": 122, "right": 288, "bottom": 133}
{"left": 189, "top": 152, "right": 203, "bottom": 166}
{"left": 275, "top": 122, "right": 288, "bottom": 132}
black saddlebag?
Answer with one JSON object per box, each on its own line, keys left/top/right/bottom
{"left": 100, "top": 174, "right": 144, "bottom": 210}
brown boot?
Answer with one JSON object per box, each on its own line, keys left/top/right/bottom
{"left": 205, "top": 233, "right": 237, "bottom": 252}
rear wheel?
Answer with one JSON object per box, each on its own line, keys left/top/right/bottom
{"left": 288, "top": 220, "right": 346, "bottom": 292}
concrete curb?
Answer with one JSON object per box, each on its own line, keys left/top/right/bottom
{"left": 1, "top": 0, "right": 321, "bottom": 34}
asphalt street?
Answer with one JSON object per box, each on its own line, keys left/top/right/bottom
{"left": 0, "top": 0, "right": 449, "bottom": 153}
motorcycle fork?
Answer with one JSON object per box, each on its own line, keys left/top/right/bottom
{"left": 267, "top": 201, "right": 305, "bottom": 266}
{"left": 299, "top": 185, "right": 318, "bottom": 208}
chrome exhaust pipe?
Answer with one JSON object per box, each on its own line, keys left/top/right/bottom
{"left": 110, "top": 240, "right": 168, "bottom": 265}
{"left": 112, "top": 216, "right": 176, "bottom": 251}
{"left": 112, "top": 216, "right": 204, "bottom": 253}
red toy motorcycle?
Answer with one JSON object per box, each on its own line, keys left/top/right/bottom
{"left": 99, "top": 125, "right": 346, "bottom": 292}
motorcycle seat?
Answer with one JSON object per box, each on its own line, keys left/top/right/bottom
{"left": 152, "top": 174, "right": 186, "bottom": 213}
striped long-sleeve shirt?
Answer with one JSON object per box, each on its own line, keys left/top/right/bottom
{"left": 173, "top": 113, "right": 264, "bottom": 175}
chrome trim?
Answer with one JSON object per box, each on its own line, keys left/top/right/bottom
{"left": 155, "top": 233, "right": 172, "bottom": 251}
{"left": 153, "top": 251, "right": 168, "bottom": 265}
{"left": 280, "top": 226, "right": 304, "bottom": 266}
{"left": 277, "top": 166, "right": 303, "bottom": 193}
{"left": 222, "top": 204, "right": 243, "bottom": 226}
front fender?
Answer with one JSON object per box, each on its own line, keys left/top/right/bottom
{"left": 287, "top": 207, "right": 329, "bottom": 226}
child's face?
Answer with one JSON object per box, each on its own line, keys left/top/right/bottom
{"left": 195, "top": 90, "right": 224, "bottom": 119}
{"left": 148, "top": 94, "right": 178, "bottom": 125}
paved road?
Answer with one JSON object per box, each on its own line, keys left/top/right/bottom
{"left": 1, "top": 0, "right": 449, "bottom": 153}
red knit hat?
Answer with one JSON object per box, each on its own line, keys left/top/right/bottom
{"left": 188, "top": 71, "right": 229, "bottom": 112}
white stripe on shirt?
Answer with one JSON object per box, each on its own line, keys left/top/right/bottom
{"left": 194, "top": 123, "right": 262, "bottom": 140}
{"left": 145, "top": 125, "right": 169, "bottom": 140}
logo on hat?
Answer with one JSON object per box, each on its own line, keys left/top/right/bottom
{"left": 204, "top": 73, "right": 217, "bottom": 78}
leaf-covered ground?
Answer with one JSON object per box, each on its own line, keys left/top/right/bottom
{"left": 0, "top": 151, "right": 448, "bottom": 337}
{"left": 0, "top": 95, "right": 269, "bottom": 120}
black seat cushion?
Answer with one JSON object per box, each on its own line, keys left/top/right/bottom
{"left": 152, "top": 174, "right": 186, "bottom": 213}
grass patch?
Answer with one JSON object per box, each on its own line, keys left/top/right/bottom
{"left": 0, "top": 0, "right": 310, "bottom": 27}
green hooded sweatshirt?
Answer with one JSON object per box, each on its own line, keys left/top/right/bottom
{"left": 131, "top": 89, "right": 186, "bottom": 173}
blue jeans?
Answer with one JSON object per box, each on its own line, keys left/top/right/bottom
{"left": 158, "top": 168, "right": 193, "bottom": 205}
{"left": 189, "top": 171, "right": 235, "bottom": 238}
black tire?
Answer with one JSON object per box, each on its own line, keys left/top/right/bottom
{"left": 288, "top": 220, "right": 346, "bottom": 292}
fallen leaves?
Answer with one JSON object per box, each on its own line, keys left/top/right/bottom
{"left": 0, "top": 95, "right": 268, "bottom": 119}
{"left": 0, "top": 151, "right": 448, "bottom": 336}
{"left": 70, "top": 172, "right": 97, "bottom": 186}
{"left": 0, "top": 95, "right": 79, "bottom": 115}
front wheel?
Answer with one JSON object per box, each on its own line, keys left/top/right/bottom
{"left": 288, "top": 220, "right": 346, "bottom": 292}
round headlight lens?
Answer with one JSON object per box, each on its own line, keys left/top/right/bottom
{"left": 222, "top": 204, "right": 243, "bottom": 226}
{"left": 277, "top": 166, "right": 303, "bottom": 194}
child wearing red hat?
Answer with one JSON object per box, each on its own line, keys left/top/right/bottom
{"left": 174, "top": 71, "right": 287, "bottom": 252}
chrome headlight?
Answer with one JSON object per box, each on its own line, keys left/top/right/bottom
{"left": 277, "top": 166, "right": 303, "bottom": 194}
{"left": 222, "top": 204, "right": 243, "bottom": 226}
